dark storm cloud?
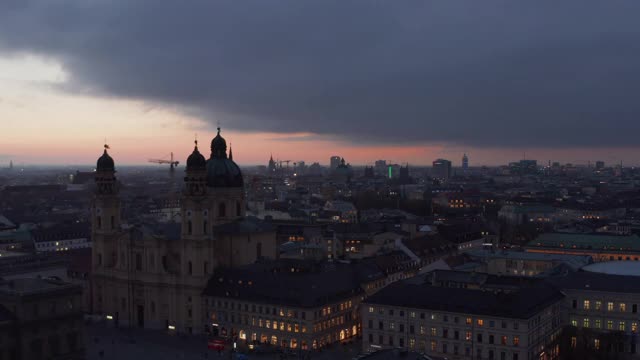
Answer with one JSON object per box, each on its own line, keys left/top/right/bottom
{"left": 1, "top": 0, "right": 640, "bottom": 148}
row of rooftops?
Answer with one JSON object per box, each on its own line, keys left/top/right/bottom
{"left": 527, "top": 232, "right": 640, "bottom": 252}
{"left": 366, "top": 266, "right": 640, "bottom": 319}
{"left": 202, "top": 255, "right": 418, "bottom": 308}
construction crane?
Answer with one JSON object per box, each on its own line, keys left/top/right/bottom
{"left": 148, "top": 152, "right": 180, "bottom": 172}
{"left": 277, "top": 160, "right": 292, "bottom": 169}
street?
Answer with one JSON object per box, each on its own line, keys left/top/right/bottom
{"left": 86, "top": 323, "right": 363, "bottom": 360}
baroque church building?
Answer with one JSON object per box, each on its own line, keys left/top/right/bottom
{"left": 91, "top": 128, "right": 278, "bottom": 334}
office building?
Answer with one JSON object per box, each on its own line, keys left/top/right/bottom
{"left": 432, "top": 159, "right": 452, "bottom": 182}
{"left": 330, "top": 156, "right": 342, "bottom": 170}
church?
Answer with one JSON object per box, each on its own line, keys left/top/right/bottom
{"left": 91, "top": 128, "right": 278, "bottom": 334}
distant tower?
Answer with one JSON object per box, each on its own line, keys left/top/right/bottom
{"left": 268, "top": 154, "right": 276, "bottom": 173}
{"left": 462, "top": 153, "right": 469, "bottom": 173}
{"left": 8, "top": 160, "right": 13, "bottom": 170}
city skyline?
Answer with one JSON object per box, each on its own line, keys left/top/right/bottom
{"left": 3, "top": 1, "right": 640, "bottom": 167}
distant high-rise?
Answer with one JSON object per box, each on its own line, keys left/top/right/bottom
{"left": 432, "top": 159, "right": 452, "bottom": 181}
{"left": 399, "top": 164, "right": 411, "bottom": 184}
{"left": 509, "top": 159, "right": 538, "bottom": 175}
{"left": 595, "top": 161, "right": 605, "bottom": 170}
{"left": 374, "top": 160, "right": 387, "bottom": 176}
{"left": 364, "top": 166, "right": 374, "bottom": 178}
{"left": 462, "top": 153, "right": 469, "bottom": 172}
{"left": 330, "top": 156, "right": 341, "bottom": 169}
{"left": 8, "top": 160, "right": 13, "bottom": 170}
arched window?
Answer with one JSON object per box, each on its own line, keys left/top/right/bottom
{"left": 256, "top": 242, "right": 262, "bottom": 259}
{"left": 97, "top": 216, "right": 102, "bottom": 229}
{"left": 203, "top": 220, "right": 208, "bottom": 234}
{"left": 110, "top": 216, "right": 115, "bottom": 229}
{"left": 204, "top": 261, "right": 209, "bottom": 274}
{"left": 188, "top": 261, "right": 193, "bottom": 275}
{"left": 218, "top": 203, "right": 226, "bottom": 218}
{"left": 236, "top": 201, "right": 241, "bottom": 217}
{"left": 187, "top": 220, "right": 192, "bottom": 235}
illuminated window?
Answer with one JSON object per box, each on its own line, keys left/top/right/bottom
{"left": 571, "top": 337, "right": 577, "bottom": 348}
{"left": 466, "top": 317, "right": 472, "bottom": 325}
{"left": 607, "top": 320, "right": 613, "bottom": 330}
{"left": 420, "top": 326, "right": 425, "bottom": 335}
{"left": 501, "top": 336, "right": 507, "bottom": 345}
{"left": 477, "top": 319, "right": 484, "bottom": 327}
{"left": 595, "top": 319, "right": 601, "bottom": 329}
{"left": 465, "top": 332, "right": 472, "bottom": 341}
{"left": 390, "top": 322, "right": 395, "bottom": 330}
{"left": 368, "top": 307, "right": 374, "bottom": 313}
{"left": 620, "top": 303, "right": 626, "bottom": 312}
{"left": 595, "top": 301, "right": 602, "bottom": 310}
{"left": 410, "top": 312, "right": 416, "bottom": 318}
{"left": 619, "top": 322, "right": 626, "bottom": 331}
{"left": 583, "top": 300, "right": 590, "bottom": 310}
{"left": 594, "top": 339, "right": 600, "bottom": 350}
{"left": 409, "top": 338, "right": 415, "bottom": 349}
{"left": 583, "top": 318, "right": 589, "bottom": 328}
{"left": 430, "top": 340, "right": 437, "bottom": 351}
{"left": 513, "top": 336, "right": 519, "bottom": 346}
{"left": 571, "top": 319, "right": 577, "bottom": 327}
{"left": 633, "top": 322, "right": 639, "bottom": 333}
{"left": 607, "top": 302, "right": 614, "bottom": 311}
{"left": 431, "top": 327, "right": 437, "bottom": 336}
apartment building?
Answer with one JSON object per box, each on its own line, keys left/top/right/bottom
{"left": 552, "top": 267, "right": 640, "bottom": 358}
{"left": 362, "top": 279, "right": 564, "bottom": 360}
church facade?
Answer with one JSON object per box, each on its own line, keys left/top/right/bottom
{"left": 91, "top": 129, "right": 278, "bottom": 334}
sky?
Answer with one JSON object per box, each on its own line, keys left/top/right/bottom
{"left": 1, "top": 1, "right": 640, "bottom": 167}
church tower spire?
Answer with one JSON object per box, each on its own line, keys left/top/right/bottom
{"left": 92, "top": 143, "right": 121, "bottom": 272}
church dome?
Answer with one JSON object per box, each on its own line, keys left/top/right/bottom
{"left": 206, "top": 128, "right": 243, "bottom": 188}
{"left": 211, "top": 127, "right": 227, "bottom": 158}
{"left": 206, "top": 158, "right": 243, "bottom": 187}
{"left": 97, "top": 146, "right": 115, "bottom": 172}
{"left": 186, "top": 141, "right": 206, "bottom": 170}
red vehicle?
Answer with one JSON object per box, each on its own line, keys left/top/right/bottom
{"left": 207, "top": 338, "right": 225, "bottom": 351}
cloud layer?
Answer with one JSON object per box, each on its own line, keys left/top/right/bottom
{"left": 1, "top": 0, "right": 639, "bottom": 148}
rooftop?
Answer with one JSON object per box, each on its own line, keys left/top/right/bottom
{"left": 0, "top": 278, "right": 80, "bottom": 297}
{"left": 582, "top": 261, "right": 640, "bottom": 276}
{"left": 203, "top": 259, "right": 376, "bottom": 308}
{"left": 465, "top": 249, "right": 592, "bottom": 270}
{"left": 354, "top": 349, "right": 446, "bottom": 360}
{"left": 527, "top": 233, "right": 640, "bottom": 252}
{"left": 550, "top": 271, "right": 640, "bottom": 293}
{"left": 365, "top": 279, "right": 563, "bottom": 319}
